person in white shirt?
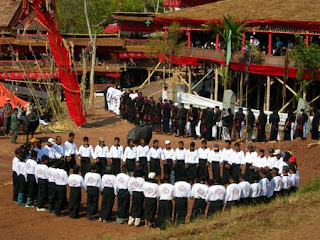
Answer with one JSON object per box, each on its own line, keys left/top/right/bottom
{"left": 25, "top": 151, "right": 38, "bottom": 208}
{"left": 238, "top": 174, "right": 252, "bottom": 205}
{"left": 128, "top": 167, "right": 145, "bottom": 226}
{"left": 157, "top": 174, "right": 174, "bottom": 230}
{"left": 17, "top": 157, "right": 27, "bottom": 206}
{"left": 47, "top": 161, "right": 57, "bottom": 212}
{"left": 254, "top": 149, "right": 267, "bottom": 170}
{"left": 282, "top": 166, "right": 291, "bottom": 195}
{"left": 185, "top": 142, "right": 199, "bottom": 184}
{"left": 53, "top": 136, "right": 64, "bottom": 159}
{"left": 99, "top": 165, "right": 117, "bottom": 222}
{"left": 174, "top": 141, "right": 187, "bottom": 180}
{"left": 42, "top": 138, "right": 62, "bottom": 161}
{"left": 208, "top": 143, "right": 222, "bottom": 183}
{"left": 190, "top": 178, "right": 209, "bottom": 221}
{"left": 78, "top": 136, "right": 96, "bottom": 177}
{"left": 271, "top": 168, "right": 283, "bottom": 198}
{"left": 273, "top": 150, "right": 288, "bottom": 176}
{"left": 136, "top": 138, "right": 149, "bottom": 178}
{"left": 68, "top": 165, "right": 83, "bottom": 219}
{"left": 289, "top": 166, "right": 299, "bottom": 193}
{"left": 242, "top": 144, "right": 257, "bottom": 183}
{"left": 163, "top": 140, "right": 176, "bottom": 183}
{"left": 109, "top": 137, "right": 124, "bottom": 175}
{"left": 206, "top": 180, "right": 225, "bottom": 217}
{"left": 198, "top": 140, "right": 210, "bottom": 180}
{"left": 35, "top": 155, "right": 49, "bottom": 211}
{"left": 115, "top": 167, "right": 131, "bottom": 224}
{"left": 35, "top": 139, "right": 44, "bottom": 162}
{"left": 231, "top": 142, "right": 244, "bottom": 182}
{"left": 84, "top": 164, "right": 101, "bottom": 220}
{"left": 224, "top": 178, "right": 241, "bottom": 209}
{"left": 250, "top": 173, "right": 261, "bottom": 205}
{"left": 173, "top": 177, "right": 191, "bottom": 224}
{"left": 259, "top": 169, "right": 270, "bottom": 203}
{"left": 147, "top": 139, "right": 164, "bottom": 178}
{"left": 123, "top": 139, "right": 137, "bottom": 176}
{"left": 54, "top": 160, "right": 69, "bottom": 217}
{"left": 64, "top": 132, "right": 77, "bottom": 174}
{"left": 12, "top": 148, "right": 21, "bottom": 202}
{"left": 94, "top": 137, "right": 109, "bottom": 175}
{"left": 143, "top": 172, "right": 159, "bottom": 228}
{"left": 221, "top": 140, "right": 233, "bottom": 184}
{"left": 266, "top": 148, "right": 276, "bottom": 170}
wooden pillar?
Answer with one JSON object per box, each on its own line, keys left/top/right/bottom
{"left": 148, "top": 70, "right": 151, "bottom": 84}
{"left": 210, "top": 65, "right": 214, "bottom": 99}
{"left": 240, "top": 71, "right": 244, "bottom": 106}
{"left": 306, "top": 34, "right": 309, "bottom": 46}
{"left": 187, "top": 29, "right": 191, "bottom": 48}
{"left": 242, "top": 32, "right": 246, "bottom": 52}
{"left": 214, "top": 67, "right": 219, "bottom": 101}
{"left": 268, "top": 33, "right": 272, "bottom": 56}
{"left": 215, "top": 34, "right": 219, "bottom": 51}
{"left": 266, "top": 76, "right": 271, "bottom": 111}
{"left": 188, "top": 65, "right": 192, "bottom": 93}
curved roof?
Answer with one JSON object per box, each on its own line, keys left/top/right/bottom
{"left": 0, "top": 0, "right": 22, "bottom": 29}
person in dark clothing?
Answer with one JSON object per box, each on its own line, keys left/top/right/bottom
{"left": 68, "top": 165, "right": 83, "bottom": 219}
{"left": 269, "top": 111, "right": 280, "bottom": 141}
{"left": 256, "top": 109, "right": 267, "bottom": 142}
{"left": 234, "top": 108, "right": 245, "bottom": 140}
{"left": 155, "top": 102, "right": 162, "bottom": 133}
{"left": 176, "top": 103, "right": 187, "bottom": 137}
{"left": 295, "top": 109, "right": 308, "bottom": 139}
{"left": 213, "top": 106, "right": 222, "bottom": 140}
{"left": 311, "top": 108, "right": 320, "bottom": 140}
{"left": 162, "top": 99, "right": 171, "bottom": 134}
{"left": 246, "top": 108, "right": 255, "bottom": 142}
{"left": 222, "top": 109, "right": 232, "bottom": 141}
{"left": 188, "top": 105, "right": 199, "bottom": 139}
{"left": 200, "top": 109, "right": 207, "bottom": 139}
{"left": 283, "top": 110, "right": 295, "bottom": 141}
{"left": 205, "top": 108, "right": 214, "bottom": 141}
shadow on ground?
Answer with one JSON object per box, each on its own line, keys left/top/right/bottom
{"left": 82, "top": 116, "right": 119, "bottom": 128}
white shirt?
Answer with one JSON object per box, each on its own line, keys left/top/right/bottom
{"left": 25, "top": 159, "right": 38, "bottom": 175}
{"left": 259, "top": 178, "right": 270, "bottom": 196}
{"left": 55, "top": 168, "right": 69, "bottom": 186}
{"left": 68, "top": 174, "right": 84, "bottom": 188}
{"left": 242, "top": 151, "right": 258, "bottom": 165}
{"left": 267, "top": 156, "right": 277, "bottom": 168}
{"left": 78, "top": 145, "right": 96, "bottom": 159}
{"left": 174, "top": 148, "right": 187, "bottom": 161}
{"left": 136, "top": 145, "right": 149, "bottom": 158}
{"left": 191, "top": 183, "right": 209, "bottom": 200}
{"left": 47, "top": 167, "right": 56, "bottom": 183}
{"left": 143, "top": 181, "right": 159, "bottom": 198}
{"left": 206, "top": 185, "right": 226, "bottom": 202}
{"left": 123, "top": 146, "right": 137, "bottom": 162}
{"left": 35, "top": 147, "right": 44, "bottom": 162}
{"left": 12, "top": 156, "right": 20, "bottom": 173}
{"left": 64, "top": 141, "right": 77, "bottom": 157}
{"left": 225, "top": 183, "right": 241, "bottom": 202}
{"left": 158, "top": 183, "right": 174, "bottom": 200}
{"left": 231, "top": 150, "right": 244, "bottom": 165}
{"left": 173, "top": 181, "right": 191, "bottom": 198}
{"left": 84, "top": 172, "right": 101, "bottom": 190}
{"left": 282, "top": 175, "right": 291, "bottom": 190}
{"left": 95, "top": 145, "right": 109, "bottom": 158}
{"left": 272, "top": 176, "right": 283, "bottom": 192}
{"left": 35, "top": 164, "right": 49, "bottom": 182}
{"left": 109, "top": 145, "right": 124, "bottom": 159}
{"left": 208, "top": 150, "right": 222, "bottom": 164}
{"left": 198, "top": 147, "right": 210, "bottom": 160}
{"left": 42, "top": 145, "right": 61, "bottom": 159}
{"left": 250, "top": 182, "right": 261, "bottom": 198}
{"left": 101, "top": 174, "right": 118, "bottom": 194}
{"left": 185, "top": 149, "right": 199, "bottom": 164}
{"left": 53, "top": 144, "right": 64, "bottom": 157}
{"left": 128, "top": 176, "right": 145, "bottom": 194}
{"left": 254, "top": 156, "right": 267, "bottom": 168}
{"left": 267, "top": 179, "right": 274, "bottom": 198}
{"left": 163, "top": 148, "right": 175, "bottom": 160}
{"left": 238, "top": 181, "right": 252, "bottom": 198}
{"left": 221, "top": 148, "right": 234, "bottom": 163}
{"left": 115, "top": 173, "right": 130, "bottom": 191}
{"left": 147, "top": 147, "right": 164, "bottom": 161}
{"left": 17, "top": 161, "right": 27, "bottom": 181}
{"left": 129, "top": 93, "right": 138, "bottom": 101}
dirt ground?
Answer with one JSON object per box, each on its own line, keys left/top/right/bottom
{"left": 0, "top": 99, "right": 319, "bottom": 240}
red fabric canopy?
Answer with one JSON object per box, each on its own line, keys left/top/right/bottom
{"left": 104, "top": 23, "right": 120, "bottom": 34}
{"left": 159, "top": 54, "right": 199, "bottom": 66}
{"left": 119, "top": 52, "right": 149, "bottom": 59}
{"left": 0, "top": 72, "right": 59, "bottom": 80}
{"left": 0, "top": 83, "right": 28, "bottom": 108}
{"left": 103, "top": 73, "right": 122, "bottom": 79}
{"left": 104, "top": 23, "right": 156, "bottom": 34}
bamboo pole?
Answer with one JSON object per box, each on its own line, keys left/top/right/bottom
{"left": 191, "top": 68, "right": 213, "bottom": 91}
{"left": 210, "top": 65, "right": 214, "bottom": 99}
{"left": 240, "top": 71, "right": 244, "bottom": 106}
{"left": 214, "top": 67, "right": 219, "bottom": 101}
{"left": 266, "top": 76, "right": 271, "bottom": 111}
{"left": 188, "top": 65, "right": 192, "bottom": 93}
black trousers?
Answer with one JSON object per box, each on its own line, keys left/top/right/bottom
{"left": 100, "top": 187, "right": 115, "bottom": 221}
{"left": 240, "top": 198, "right": 250, "bottom": 206}
{"left": 37, "top": 179, "right": 48, "bottom": 208}
{"left": 150, "top": 158, "right": 161, "bottom": 176}
{"left": 163, "top": 159, "right": 173, "bottom": 176}
{"left": 222, "top": 161, "right": 231, "bottom": 184}
{"left": 139, "top": 157, "right": 148, "bottom": 178}
{"left": 231, "top": 164, "right": 240, "bottom": 183}
{"left": 187, "top": 164, "right": 198, "bottom": 182}
{"left": 86, "top": 186, "right": 99, "bottom": 219}
{"left": 126, "top": 158, "right": 136, "bottom": 173}
{"left": 144, "top": 197, "right": 157, "bottom": 222}
{"left": 190, "top": 121, "right": 197, "bottom": 138}
{"left": 256, "top": 128, "right": 266, "bottom": 142}
{"left": 55, "top": 185, "right": 66, "bottom": 216}
{"left": 68, "top": 187, "right": 81, "bottom": 218}
{"left": 157, "top": 200, "right": 172, "bottom": 230}
{"left": 174, "top": 197, "right": 187, "bottom": 224}
{"left": 208, "top": 200, "right": 223, "bottom": 217}
{"left": 226, "top": 200, "right": 239, "bottom": 209}
{"left": 175, "top": 160, "right": 186, "bottom": 180}
{"left": 206, "top": 124, "right": 213, "bottom": 141}
{"left": 81, "top": 157, "right": 91, "bottom": 177}
{"left": 245, "top": 163, "right": 254, "bottom": 183}
{"left": 163, "top": 118, "right": 170, "bottom": 133}
{"left": 198, "top": 159, "right": 208, "bottom": 180}
{"left": 211, "top": 162, "right": 221, "bottom": 183}
{"left": 117, "top": 189, "right": 130, "bottom": 219}
{"left": 311, "top": 127, "right": 319, "bottom": 140}
{"left": 112, "top": 158, "right": 121, "bottom": 175}
{"left": 97, "top": 157, "right": 107, "bottom": 175}
{"left": 65, "top": 154, "right": 76, "bottom": 175}
{"left": 130, "top": 191, "right": 144, "bottom": 218}
{"left": 178, "top": 120, "right": 186, "bottom": 136}
{"left": 27, "top": 174, "right": 38, "bottom": 200}
{"left": 270, "top": 129, "right": 278, "bottom": 141}
{"left": 18, "top": 175, "right": 26, "bottom": 194}
{"left": 13, "top": 171, "right": 19, "bottom": 201}
{"left": 191, "top": 198, "right": 207, "bottom": 222}
{"left": 48, "top": 182, "right": 56, "bottom": 210}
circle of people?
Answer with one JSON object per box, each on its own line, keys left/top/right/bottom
{"left": 12, "top": 133, "right": 300, "bottom": 230}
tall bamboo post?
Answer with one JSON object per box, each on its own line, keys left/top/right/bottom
{"left": 266, "top": 76, "right": 271, "bottom": 111}
{"left": 240, "top": 71, "right": 244, "bottom": 106}
{"left": 214, "top": 67, "right": 219, "bottom": 101}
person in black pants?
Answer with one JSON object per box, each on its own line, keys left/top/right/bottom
{"left": 177, "top": 103, "right": 187, "bottom": 137}
{"left": 25, "top": 151, "right": 38, "bottom": 208}
{"left": 205, "top": 107, "right": 214, "bottom": 141}
{"left": 12, "top": 148, "right": 21, "bottom": 202}
{"left": 162, "top": 99, "right": 171, "bottom": 133}
{"left": 188, "top": 105, "right": 198, "bottom": 139}
{"left": 68, "top": 165, "right": 83, "bottom": 218}
{"left": 35, "top": 155, "right": 50, "bottom": 211}
{"left": 54, "top": 160, "right": 69, "bottom": 217}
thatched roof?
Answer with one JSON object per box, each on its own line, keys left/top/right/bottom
{"left": 157, "top": 0, "right": 320, "bottom": 29}
{"left": 0, "top": 0, "right": 22, "bottom": 30}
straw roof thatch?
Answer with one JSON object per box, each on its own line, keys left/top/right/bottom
{"left": 157, "top": 0, "right": 320, "bottom": 24}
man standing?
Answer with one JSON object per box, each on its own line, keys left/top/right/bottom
{"left": 206, "top": 180, "right": 225, "bottom": 217}
{"left": 43, "top": 138, "right": 61, "bottom": 161}
{"left": 234, "top": 108, "right": 245, "bottom": 140}
{"left": 3, "top": 98, "right": 13, "bottom": 135}
{"left": 213, "top": 106, "right": 222, "bottom": 140}
{"left": 242, "top": 145, "right": 257, "bottom": 183}
{"left": 222, "top": 109, "right": 232, "bottom": 141}
{"left": 68, "top": 165, "right": 83, "bottom": 218}
{"left": 94, "top": 137, "right": 109, "bottom": 175}
{"left": 11, "top": 108, "right": 20, "bottom": 144}
{"left": 35, "top": 155, "right": 49, "bottom": 211}
{"left": 78, "top": 137, "right": 96, "bottom": 177}
{"left": 54, "top": 160, "right": 69, "bottom": 217}
{"left": 25, "top": 151, "right": 38, "bottom": 208}
{"left": 185, "top": 142, "right": 199, "bottom": 184}
{"left": 12, "top": 148, "right": 21, "bottom": 202}
{"left": 230, "top": 142, "right": 244, "bottom": 183}
{"left": 188, "top": 105, "right": 198, "bottom": 139}
{"left": 269, "top": 110, "right": 280, "bottom": 141}
{"left": 143, "top": 172, "right": 159, "bottom": 228}
{"left": 53, "top": 136, "right": 64, "bottom": 159}
{"left": 295, "top": 109, "right": 308, "bottom": 140}
{"left": 221, "top": 141, "right": 233, "bottom": 184}
{"left": 162, "top": 140, "right": 175, "bottom": 183}
{"left": 256, "top": 109, "right": 267, "bottom": 142}
{"left": 174, "top": 141, "right": 187, "bottom": 180}
{"left": 173, "top": 177, "right": 191, "bottom": 224}
{"left": 176, "top": 103, "right": 187, "bottom": 137}
{"left": 115, "top": 166, "right": 131, "bottom": 224}
{"left": 208, "top": 143, "right": 222, "bottom": 183}
{"left": 64, "top": 132, "right": 77, "bottom": 174}
{"left": 205, "top": 107, "right": 214, "bottom": 141}
{"left": 224, "top": 178, "right": 241, "bottom": 209}
{"left": 123, "top": 139, "right": 137, "bottom": 176}
{"left": 147, "top": 140, "right": 164, "bottom": 179}
{"left": 246, "top": 108, "right": 255, "bottom": 142}
{"left": 190, "top": 178, "right": 209, "bottom": 221}
{"left": 136, "top": 138, "right": 149, "bottom": 178}
{"left": 198, "top": 140, "right": 210, "bottom": 181}
{"left": 109, "top": 137, "right": 124, "bottom": 175}
{"left": 162, "top": 99, "right": 171, "bottom": 134}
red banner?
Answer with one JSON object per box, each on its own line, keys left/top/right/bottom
{"left": 32, "top": 2, "right": 86, "bottom": 126}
